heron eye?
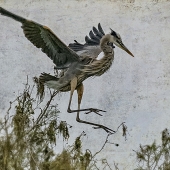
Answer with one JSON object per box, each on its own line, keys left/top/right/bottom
{"left": 107, "top": 42, "right": 114, "bottom": 46}
{"left": 107, "top": 42, "right": 111, "bottom": 46}
{"left": 107, "top": 42, "right": 115, "bottom": 48}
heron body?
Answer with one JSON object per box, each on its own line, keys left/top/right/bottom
{"left": 43, "top": 35, "right": 115, "bottom": 92}
{"left": 0, "top": 7, "right": 134, "bottom": 133}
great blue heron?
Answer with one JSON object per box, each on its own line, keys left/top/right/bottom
{"left": 0, "top": 7, "right": 134, "bottom": 133}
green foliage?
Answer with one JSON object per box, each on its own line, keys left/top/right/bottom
{"left": 33, "top": 76, "right": 45, "bottom": 102}
{"left": 135, "top": 128, "right": 170, "bottom": 170}
{"left": 0, "top": 78, "right": 114, "bottom": 170}
{"left": 0, "top": 80, "right": 70, "bottom": 170}
{"left": 49, "top": 139, "right": 92, "bottom": 170}
{"left": 58, "top": 121, "right": 70, "bottom": 140}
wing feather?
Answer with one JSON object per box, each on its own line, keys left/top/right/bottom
{"left": 98, "top": 23, "right": 105, "bottom": 35}
{"left": 0, "top": 7, "right": 80, "bottom": 68}
{"left": 68, "top": 23, "right": 105, "bottom": 58}
{"left": 92, "top": 26, "right": 103, "bottom": 38}
{"left": 89, "top": 30, "right": 100, "bottom": 42}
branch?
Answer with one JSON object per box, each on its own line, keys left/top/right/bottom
{"left": 27, "top": 90, "right": 58, "bottom": 134}
{"left": 92, "top": 134, "right": 110, "bottom": 158}
{"left": 114, "top": 162, "right": 119, "bottom": 170}
{"left": 92, "top": 122, "right": 125, "bottom": 159}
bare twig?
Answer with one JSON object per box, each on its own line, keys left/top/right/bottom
{"left": 27, "top": 90, "right": 58, "bottom": 134}
{"left": 36, "top": 90, "right": 58, "bottom": 124}
{"left": 114, "top": 162, "right": 119, "bottom": 170}
{"left": 28, "top": 147, "right": 40, "bottom": 170}
{"left": 92, "top": 134, "right": 110, "bottom": 158}
{"left": 92, "top": 122, "right": 125, "bottom": 159}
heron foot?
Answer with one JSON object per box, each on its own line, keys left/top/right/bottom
{"left": 76, "top": 117, "right": 115, "bottom": 134}
{"left": 85, "top": 108, "right": 106, "bottom": 116}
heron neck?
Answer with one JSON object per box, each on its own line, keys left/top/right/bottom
{"left": 82, "top": 51, "right": 114, "bottom": 77}
{"left": 100, "top": 34, "right": 111, "bottom": 46}
{"left": 81, "top": 34, "right": 114, "bottom": 77}
{"left": 95, "top": 52, "right": 114, "bottom": 76}
{"left": 100, "top": 34, "right": 114, "bottom": 55}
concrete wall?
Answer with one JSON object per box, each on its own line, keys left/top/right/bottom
{"left": 0, "top": 0, "right": 170, "bottom": 169}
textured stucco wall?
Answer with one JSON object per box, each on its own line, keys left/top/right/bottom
{"left": 0, "top": 0, "right": 170, "bottom": 169}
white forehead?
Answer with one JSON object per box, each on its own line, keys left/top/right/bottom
{"left": 116, "top": 32, "right": 121, "bottom": 39}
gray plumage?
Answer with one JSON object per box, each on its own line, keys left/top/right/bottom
{"left": 0, "top": 7, "right": 134, "bottom": 132}
{"left": 0, "top": 7, "right": 79, "bottom": 69}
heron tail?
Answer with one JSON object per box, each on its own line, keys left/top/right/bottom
{"left": 39, "top": 73, "right": 61, "bottom": 90}
{"left": 39, "top": 73, "right": 59, "bottom": 83}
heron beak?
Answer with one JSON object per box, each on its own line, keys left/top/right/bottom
{"left": 120, "top": 43, "right": 134, "bottom": 57}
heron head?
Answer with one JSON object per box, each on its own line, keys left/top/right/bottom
{"left": 110, "top": 28, "right": 134, "bottom": 57}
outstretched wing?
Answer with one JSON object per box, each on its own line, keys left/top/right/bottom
{"left": 68, "top": 23, "right": 105, "bottom": 58}
{"left": 0, "top": 7, "right": 80, "bottom": 69}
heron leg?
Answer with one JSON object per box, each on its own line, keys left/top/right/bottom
{"left": 67, "top": 79, "right": 106, "bottom": 114}
{"left": 75, "top": 83, "right": 115, "bottom": 134}
{"left": 67, "top": 77, "right": 77, "bottom": 113}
